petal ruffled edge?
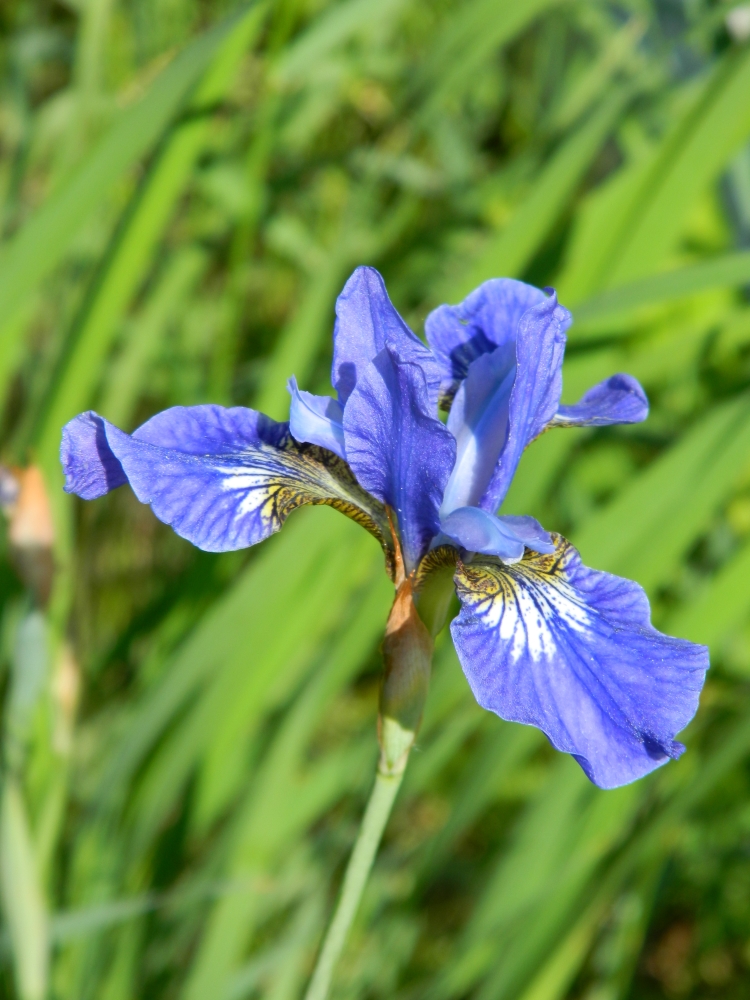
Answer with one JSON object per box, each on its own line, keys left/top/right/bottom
{"left": 332, "top": 266, "right": 442, "bottom": 408}
{"left": 425, "top": 278, "right": 547, "bottom": 405}
{"left": 451, "top": 535, "right": 708, "bottom": 788}
{"left": 61, "top": 407, "right": 394, "bottom": 567}
{"left": 551, "top": 374, "right": 649, "bottom": 429}
{"left": 61, "top": 411, "right": 128, "bottom": 499}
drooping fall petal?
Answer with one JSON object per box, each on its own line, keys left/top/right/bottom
{"left": 61, "top": 407, "right": 392, "bottom": 555}
{"left": 451, "top": 536, "right": 708, "bottom": 788}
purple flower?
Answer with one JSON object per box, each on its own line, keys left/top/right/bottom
{"left": 60, "top": 266, "right": 708, "bottom": 789}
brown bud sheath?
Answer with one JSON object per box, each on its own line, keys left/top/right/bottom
{"left": 0, "top": 466, "right": 55, "bottom": 607}
{"left": 378, "top": 578, "right": 433, "bottom": 776}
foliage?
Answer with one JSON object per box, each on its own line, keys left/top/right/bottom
{"left": 1, "top": 1, "right": 750, "bottom": 998}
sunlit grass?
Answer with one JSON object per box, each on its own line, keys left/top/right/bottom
{"left": 0, "top": 2, "right": 750, "bottom": 998}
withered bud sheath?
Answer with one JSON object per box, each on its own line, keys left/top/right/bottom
{"left": 0, "top": 466, "right": 55, "bottom": 607}
{"left": 378, "top": 578, "right": 433, "bottom": 776}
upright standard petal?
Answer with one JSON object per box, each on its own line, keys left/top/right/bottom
{"left": 479, "top": 292, "right": 572, "bottom": 513}
{"left": 451, "top": 536, "right": 708, "bottom": 789}
{"left": 550, "top": 374, "right": 649, "bottom": 429}
{"left": 332, "top": 266, "right": 441, "bottom": 407}
{"left": 425, "top": 278, "right": 546, "bottom": 403}
{"left": 343, "top": 344, "right": 456, "bottom": 573}
{"left": 61, "top": 406, "right": 392, "bottom": 558}
{"left": 287, "top": 376, "right": 346, "bottom": 459}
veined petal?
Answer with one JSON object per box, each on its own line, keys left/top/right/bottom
{"left": 287, "top": 376, "right": 346, "bottom": 459}
{"left": 550, "top": 374, "right": 649, "bottom": 429}
{"left": 479, "top": 291, "right": 571, "bottom": 513}
{"left": 496, "top": 514, "right": 556, "bottom": 553}
{"left": 440, "top": 345, "right": 515, "bottom": 514}
{"left": 343, "top": 344, "right": 456, "bottom": 573}
{"left": 440, "top": 507, "right": 554, "bottom": 563}
{"left": 440, "top": 508, "right": 523, "bottom": 562}
{"left": 451, "top": 536, "right": 708, "bottom": 789}
{"left": 61, "top": 407, "right": 392, "bottom": 558}
{"left": 332, "top": 266, "right": 441, "bottom": 407}
{"left": 425, "top": 278, "right": 546, "bottom": 403}
{"left": 60, "top": 411, "right": 128, "bottom": 499}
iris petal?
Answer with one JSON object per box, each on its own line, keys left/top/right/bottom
{"left": 439, "top": 508, "right": 554, "bottom": 562}
{"left": 479, "top": 291, "right": 572, "bottom": 514}
{"left": 495, "top": 514, "right": 556, "bottom": 553}
{"left": 551, "top": 373, "right": 649, "bottom": 429}
{"left": 287, "top": 376, "right": 346, "bottom": 459}
{"left": 61, "top": 407, "right": 392, "bottom": 557}
{"left": 440, "top": 345, "right": 515, "bottom": 515}
{"left": 451, "top": 536, "right": 708, "bottom": 789}
{"left": 425, "top": 278, "right": 546, "bottom": 403}
{"left": 343, "top": 343, "right": 456, "bottom": 573}
{"left": 60, "top": 410, "right": 128, "bottom": 499}
{"left": 332, "top": 266, "right": 441, "bottom": 407}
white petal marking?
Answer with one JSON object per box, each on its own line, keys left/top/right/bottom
{"left": 458, "top": 550, "right": 593, "bottom": 663}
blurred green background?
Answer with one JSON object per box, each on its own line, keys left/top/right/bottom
{"left": 1, "top": 1, "right": 750, "bottom": 998}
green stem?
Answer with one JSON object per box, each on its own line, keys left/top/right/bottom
{"left": 304, "top": 766, "right": 405, "bottom": 1000}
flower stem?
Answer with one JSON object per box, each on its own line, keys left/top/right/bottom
{"left": 305, "top": 572, "right": 433, "bottom": 1000}
{"left": 303, "top": 766, "right": 405, "bottom": 1000}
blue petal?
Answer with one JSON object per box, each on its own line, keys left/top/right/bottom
{"left": 440, "top": 344, "right": 515, "bottom": 514}
{"left": 479, "top": 291, "right": 572, "bottom": 513}
{"left": 552, "top": 374, "right": 649, "bottom": 428}
{"left": 332, "top": 266, "right": 441, "bottom": 407}
{"left": 60, "top": 411, "right": 128, "bottom": 499}
{"left": 425, "top": 278, "right": 546, "bottom": 402}
{"left": 132, "top": 403, "right": 287, "bottom": 452}
{"left": 451, "top": 536, "right": 709, "bottom": 789}
{"left": 287, "top": 376, "right": 346, "bottom": 459}
{"left": 440, "top": 507, "right": 525, "bottom": 562}
{"left": 343, "top": 343, "right": 456, "bottom": 572}
{"left": 496, "top": 514, "right": 556, "bottom": 554}
{"left": 61, "top": 406, "right": 392, "bottom": 554}
{"left": 439, "top": 508, "right": 555, "bottom": 562}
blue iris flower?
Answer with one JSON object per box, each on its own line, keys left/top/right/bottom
{"left": 60, "top": 266, "right": 708, "bottom": 789}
